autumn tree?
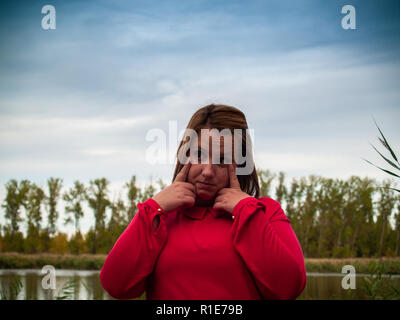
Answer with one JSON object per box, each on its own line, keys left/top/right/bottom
{"left": 376, "top": 180, "right": 397, "bottom": 257}
{"left": 257, "top": 169, "right": 275, "bottom": 197}
{"left": 23, "top": 183, "right": 45, "bottom": 253}
{"left": 124, "top": 176, "right": 141, "bottom": 224}
{"left": 63, "top": 181, "right": 87, "bottom": 254}
{"left": 86, "top": 178, "right": 111, "bottom": 254}
{"left": 275, "top": 171, "right": 287, "bottom": 204}
{"left": 139, "top": 181, "right": 156, "bottom": 203}
{"left": 1, "top": 179, "right": 30, "bottom": 251}
{"left": 394, "top": 195, "right": 400, "bottom": 256}
{"left": 63, "top": 181, "right": 86, "bottom": 233}
{"left": 45, "top": 177, "right": 63, "bottom": 237}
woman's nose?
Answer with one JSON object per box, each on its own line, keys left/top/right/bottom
{"left": 201, "top": 162, "right": 215, "bottom": 178}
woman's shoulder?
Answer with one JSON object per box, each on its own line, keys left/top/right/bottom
{"left": 255, "top": 196, "right": 289, "bottom": 222}
{"left": 256, "top": 196, "right": 283, "bottom": 208}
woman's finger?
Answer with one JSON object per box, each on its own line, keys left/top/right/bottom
{"left": 182, "top": 190, "right": 196, "bottom": 198}
{"left": 181, "top": 196, "right": 195, "bottom": 208}
{"left": 181, "top": 182, "right": 195, "bottom": 192}
{"left": 174, "top": 160, "right": 192, "bottom": 182}
{"left": 213, "top": 200, "right": 223, "bottom": 209}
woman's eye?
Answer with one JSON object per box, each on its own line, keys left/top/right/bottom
{"left": 197, "top": 150, "right": 208, "bottom": 162}
{"left": 218, "top": 157, "right": 230, "bottom": 167}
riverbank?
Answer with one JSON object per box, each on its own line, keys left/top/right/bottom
{"left": 1, "top": 253, "right": 400, "bottom": 274}
{"left": 0, "top": 253, "right": 105, "bottom": 270}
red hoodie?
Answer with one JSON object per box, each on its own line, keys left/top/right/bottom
{"left": 100, "top": 196, "right": 307, "bottom": 300}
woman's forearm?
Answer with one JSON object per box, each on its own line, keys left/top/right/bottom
{"left": 99, "top": 198, "right": 167, "bottom": 299}
{"left": 231, "top": 197, "right": 307, "bottom": 300}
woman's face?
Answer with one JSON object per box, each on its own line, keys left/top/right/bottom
{"left": 186, "top": 130, "right": 234, "bottom": 205}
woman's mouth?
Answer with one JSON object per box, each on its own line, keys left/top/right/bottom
{"left": 197, "top": 182, "right": 215, "bottom": 189}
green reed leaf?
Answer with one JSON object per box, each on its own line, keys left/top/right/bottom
{"left": 373, "top": 117, "right": 399, "bottom": 163}
{"left": 363, "top": 158, "right": 400, "bottom": 178}
{"left": 369, "top": 143, "right": 400, "bottom": 171}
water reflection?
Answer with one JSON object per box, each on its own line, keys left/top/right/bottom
{"left": 299, "top": 273, "right": 400, "bottom": 300}
{"left": 0, "top": 269, "right": 399, "bottom": 300}
{"left": 0, "top": 269, "right": 113, "bottom": 300}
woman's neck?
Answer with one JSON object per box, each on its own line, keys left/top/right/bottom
{"left": 195, "top": 197, "right": 215, "bottom": 207}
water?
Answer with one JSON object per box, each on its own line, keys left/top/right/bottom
{"left": 0, "top": 269, "right": 399, "bottom": 300}
{"left": 299, "top": 272, "right": 400, "bottom": 300}
{"left": 0, "top": 269, "right": 112, "bottom": 300}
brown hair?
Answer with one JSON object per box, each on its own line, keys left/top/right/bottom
{"left": 172, "top": 104, "right": 260, "bottom": 198}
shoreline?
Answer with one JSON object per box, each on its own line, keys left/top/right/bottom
{"left": 1, "top": 253, "right": 400, "bottom": 274}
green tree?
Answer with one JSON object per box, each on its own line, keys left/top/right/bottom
{"left": 156, "top": 178, "right": 167, "bottom": 191}
{"left": 45, "top": 177, "right": 63, "bottom": 237}
{"left": 124, "top": 176, "right": 141, "bottom": 224}
{"left": 139, "top": 180, "right": 156, "bottom": 203}
{"left": 298, "top": 175, "right": 318, "bottom": 257}
{"left": 257, "top": 169, "right": 275, "bottom": 197}
{"left": 108, "top": 198, "right": 126, "bottom": 234}
{"left": 103, "top": 198, "right": 127, "bottom": 252}
{"left": 394, "top": 195, "right": 400, "bottom": 256}
{"left": 284, "top": 178, "right": 300, "bottom": 222}
{"left": 0, "top": 223, "right": 3, "bottom": 251}
{"left": 86, "top": 178, "right": 111, "bottom": 254}
{"left": 275, "top": 171, "right": 287, "bottom": 204}
{"left": 333, "top": 178, "right": 355, "bottom": 256}
{"left": 314, "top": 178, "right": 338, "bottom": 257}
{"left": 63, "top": 181, "right": 86, "bottom": 233}
{"left": 376, "top": 180, "right": 397, "bottom": 257}
{"left": 350, "top": 177, "right": 375, "bottom": 256}
{"left": 23, "top": 183, "right": 45, "bottom": 253}
{"left": 2, "top": 180, "right": 30, "bottom": 237}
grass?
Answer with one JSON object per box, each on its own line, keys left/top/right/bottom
{"left": 361, "top": 260, "right": 400, "bottom": 299}
{"left": 305, "top": 257, "right": 400, "bottom": 274}
{"left": 0, "top": 274, "right": 22, "bottom": 300}
{"left": 1, "top": 252, "right": 400, "bottom": 274}
{"left": 0, "top": 252, "right": 106, "bottom": 270}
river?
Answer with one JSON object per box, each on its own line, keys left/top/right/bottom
{"left": 0, "top": 269, "right": 399, "bottom": 300}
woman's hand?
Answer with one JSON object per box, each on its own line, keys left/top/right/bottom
{"left": 152, "top": 161, "right": 196, "bottom": 212}
{"left": 213, "top": 164, "right": 250, "bottom": 214}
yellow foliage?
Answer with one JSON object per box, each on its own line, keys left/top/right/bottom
{"left": 50, "top": 233, "right": 68, "bottom": 254}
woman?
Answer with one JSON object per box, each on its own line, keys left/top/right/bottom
{"left": 99, "top": 104, "right": 307, "bottom": 300}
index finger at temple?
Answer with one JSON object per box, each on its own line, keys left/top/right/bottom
{"left": 174, "top": 160, "right": 191, "bottom": 182}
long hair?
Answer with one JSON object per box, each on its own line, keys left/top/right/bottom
{"left": 172, "top": 104, "right": 260, "bottom": 198}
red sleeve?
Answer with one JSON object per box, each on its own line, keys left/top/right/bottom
{"left": 231, "top": 196, "right": 307, "bottom": 300}
{"left": 99, "top": 198, "right": 167, "bottom": 299}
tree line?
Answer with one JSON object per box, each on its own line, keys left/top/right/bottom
{"left": 0, "top": 171, "right": 399, "bottom": 258}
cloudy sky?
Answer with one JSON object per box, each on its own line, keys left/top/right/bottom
{"left": 1, "top": 0, "right": 399, "bottom": 234}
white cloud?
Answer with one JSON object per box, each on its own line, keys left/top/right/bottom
{"left": 254, "top": 151, "right": 386, "bottom": 180}
{"left": 0, "top": 115, "right": 152, "bottom": 133}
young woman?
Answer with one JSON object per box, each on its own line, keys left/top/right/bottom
{"left": 100, "top": 104, "right": 307, "bottom": 300}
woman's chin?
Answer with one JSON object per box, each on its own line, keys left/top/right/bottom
{"left": 197, "top": 191, "right": 215, "bottom": 201}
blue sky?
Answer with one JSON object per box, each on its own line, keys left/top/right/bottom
{"left": 0, "top": 0, "right": 399, "bottom": 234}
